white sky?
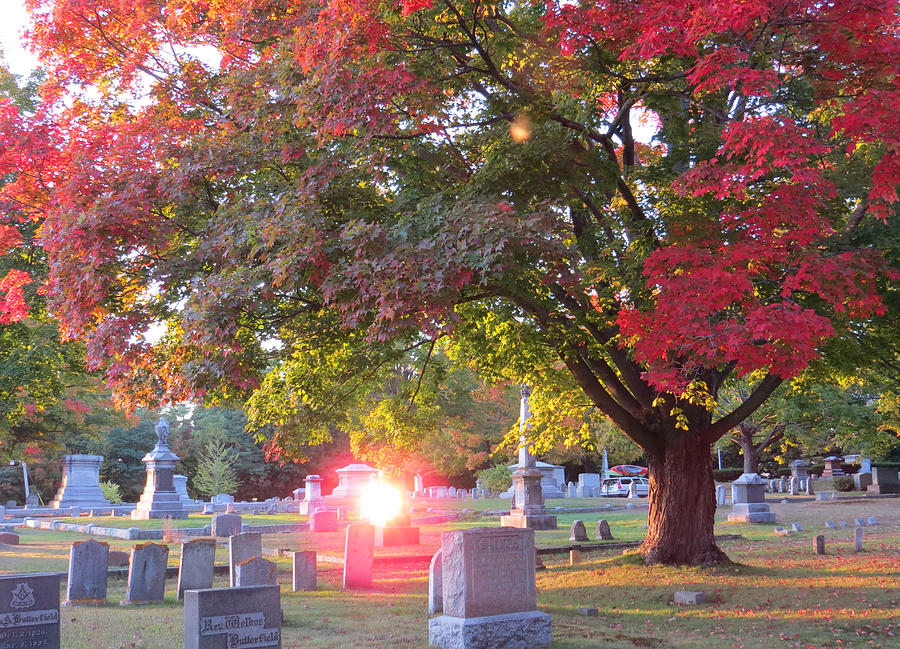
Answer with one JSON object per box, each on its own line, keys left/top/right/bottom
{"left": 0, "top": 1, "right": 39, "bottom": 76}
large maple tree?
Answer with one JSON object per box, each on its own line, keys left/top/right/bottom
{"left": 1, "top": 0, "right": 898, "bottom": 564}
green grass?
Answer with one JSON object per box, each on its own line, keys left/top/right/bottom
{"left": 3, "top": 499, "right": 899, "bottom": 648}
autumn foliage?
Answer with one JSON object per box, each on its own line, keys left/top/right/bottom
{"left": 0, "top": 1, "right": 897, "bottom": 563}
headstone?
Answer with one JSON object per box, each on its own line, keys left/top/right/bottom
{"left": 595, "top": 520, "right": 613, "bottom": 540}
{"left": 789, "top": 459, "right": 810, "bottom": 480}
{"left": 0, "top": 572, "right": 60, "bottom": 649}
{"left": 576, "top": 473, "right": 601, "bottom": 498}
{"left": 814, "top": 535, "right": 826, "bottom": 555}
{"left": 174, "top": 474, "right": 192, "bottom": 504}
{"left": 343, "top": 523, "right": 375, "bottom": 589}
{"left": 569, "top": 549, "right": 582, "bottom": 565}
{"left": 415, "top": 473, "right": 425, "bottom": 496}
{"left": 854, "top": 527, "right": 863, "bottom": 552}
{"left": 213, "top": 494, "right": 234, "bottom": 504}
{"left": 728, "top": 473, "right": 776, "bottom": 523}
{"left": 627, "top": 482, "right": 639, "bottom": 499}
{"left": 0, "top": 532, "right": 19, "bottom": 545}
{"left": 64, "top": 538, "right": 108, "bottom": 605}
{"left": 500, "top": 466, "right": 557, "bottom": 530}
{"left": 866, "top": 517, "right": 878, "bottom": 525}
{"left": 202, "top": 503, "right": 214, "bottom": 515}
{"left": 791, "top": 522, "right": 803, "bottom": 532}
{"left": 229, "top": 533, "right": 262, "bottom": 587}
{"left": 715, "top": 485, "right": 727, "bottom": 506}
{"left": 211, "top": 513, "right": 242, "bottom": 538}
{"left": 429, "top": 527, "right": 551, "bottom": 649}
{"left": 225, "top": 503, "right": 236, "bottom": 514}
{"left": 235, "top": 557, "right": 277, "bottom": 587}
{"left": 867, "top": 465, "right": 900, "bottom": 494}
{"left": 107, "top": 550, "right": 129, "bottom": 567}
{"left": 825, "top": 520, "right": 837, "bottom": 529}
{"left": 124, "top": 542, "right": 169, "bottom": 604}
{"left": 292, "top": 551, "right": 316, "bottom": 591}
{"left": 428, "top": 549, "right": 443, "bottom": 615}
{"left": 779, "top": 478, "right": 787, "bottom": 493}
{"left": 840, "top": 521, "right": 849, "bottom": 528}
{"left": 854, "top": 517, "right": 866, "bottom": 527}
{"left": 299, "top": 474, "right": 326, "bottom": 514}
{"left": 5, "top": 501, "right": 15, "bottom": 508}
{"left": 674, "top": 591, "right": 706, "bottom": 605}
{"left": 309, "top": 509, "right": 337, "bottom": 532}
{"left": 625, "top": 502, "right": 636, "bottom": 510}
{"left": 569, "top": 520, "right": 588, "bottom": 542}
{"left": 184, "top": 584, "right": 281, "bottom": 649}
{"left": 774, "top": 526, "right": 790, "bottom": 536}
{"left": 769, "top": 479, "right": 779, "bottom": 493}
{"left": 292, "top": 488, "right": 304, "bottom": 501}
{"left": 566, "top": 482, "right": 576, "bottom": 498}
{"left": 853, "top": 472, "right": 873, "bottom": 491}
{"left": 0, "top": 505, "right": 5, "bottom": 519}
{"left": 177, "top": 538, "right": 217, "bottom": 599}
{"left": 789, "top": 477, "right": 799, "bottom": 496}
{"left": 805, "top": 479, "right": 814, "bottom": 496}
{"left": 576, "top": 607, "right": 599, "bottom": 616}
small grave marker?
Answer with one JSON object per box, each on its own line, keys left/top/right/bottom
{"left": 569, "top": 520, "right": 588, "bottom": 542}
{"left": 64, "top": 538, "right": 108, "bottom": 605}
{"left": 229, "top": 533, "right": 262, "bottom": 587}
{"left": 595, "top": 520, "right": 613, "bottom": 540}
{"left": 124, "top": 542, "right": 169, "bottom": 604}
{"left": 854, "top": 528, "right": 863, "bottom": 552}
{"left": 292, "top": 551, "right": 316, "bottom": 592}
{"left": 235, "top": 557, "right": 277, "bottom": 587}
{"left": 211, "top": 513, "right": 242, "bottom": 538}
{"left": 343, "top": 523, "right": 374, "bottom": 589}
{"left": 428, "top": 549, "right": 443, "bottom": 615}
{"left": 674, "top": 591, "right": 707, "bottom": 605}
{"left": 178, "top": 538, "right": 217, "bottom": 599}
{"left": 814, "top": 535, "right": 825, "bottom": 555}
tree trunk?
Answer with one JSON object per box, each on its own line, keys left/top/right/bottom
{"left": 742, "top": 443, "right": 759, "bottom": 474}
{"left": 639, "top": 435, "right": 727, "bottom": 565}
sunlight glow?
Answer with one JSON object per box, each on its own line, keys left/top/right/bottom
{"left": 360, "top": 481, "right": 404, "bottom": 527}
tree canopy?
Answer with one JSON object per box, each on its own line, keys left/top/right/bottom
{"left": 1, "top": 0, "right": 897, "bottom": 564}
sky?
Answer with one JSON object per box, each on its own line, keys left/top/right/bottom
{"left": 0, "top": 1, "right": 39, "bottom": 76}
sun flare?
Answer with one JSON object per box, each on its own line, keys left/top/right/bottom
{"left": 360, "top": 481, "right": 404, "bottom": 527}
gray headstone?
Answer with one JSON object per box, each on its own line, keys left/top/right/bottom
{"left": 566, "top": 482, "right": 576, "bottom": 498}
{"left": 64, "top": 538, "right": 109, "bottom": 605}
{"left": 789, "top": 477, "right": 799, "bottom": 496}
{"left": 715, "top": 485, "right": 727, "bottom": 506}
{"left": 343, "top": 523, "right": 374, "bottom": 589}
{"left": 866, "top": 517, "right": 878, "bottom": 526}
{"left": 124, "top": 542, "right": 169, "bottom": 604}
{"left": 202, "top": 503, "right": 214, "bottom": 515}
{"left": 0, "top": 572, "right": 60, "bottom": 649}
{"left": 577, "top": 607, "right": 599, "bottom": 616}
{"left": 674, "top": 591, "right": 706, "bottom": 605}
{"left": 229, "top": 533, "right": 262, "bottom": 587}
{"left": 442, "top": 527, "right": 537, "bottom": 618}
{"left": 0, "top": 532, "right": 19, "bottom": 545}
{"left": 225, "top": 503, "right": 236, "bottom": 514}
{"left": 825, "top": 520, "right": 837, "bottom": 529}
{"left": 774, "top": 526, "right": 790, "bottom": 536}
{"left": 791, "top": 522, "right": 803, "bottom": 532}
{"left": 184, "top": 585, "right": 281, "bottom": 649}
{"left": 212, "top": 513, "right": 242, "bottom": 538}
{"left": 805, "top": 479, "right": 814, "bottom": 496}
{"left": 428, "top": 548, "right": 443, "bottom": 615}
{"left": 854, "top": 527, "right": 863, "bottom": 552}
{"left": 854, "top": 517, "right": 866, "bottom": 527}
{"left": 814, "top": 535, "right": 825, "bottom": 555}
{"left": 309, "top": 509, "right": 337, "bottom": 532}
{"left": 235, "top": 556, "right": 277, "bottom": 587}
{"left": 595, "top": 520, "right": 613, "bottom": 540}
{"left": 840, "top": 521, "right": 849, "bottom": 528}
{"left": 292, "top": 551, "right": 316, "bottom": 591}
{"left": 569, "top": 520, "right": 588, "bottom": 542}
{"left": 177, "top": 538, "right": 217, "bottom": 599}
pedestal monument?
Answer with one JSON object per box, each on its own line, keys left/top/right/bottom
{"left": 50, "top": 454, "right": 111, "bottom": 509}
{"left": 727, "top": 473, "right": 776, "bottom": 523}
{"left": 131, "top": 417, "right": 187, "bottom": 519}
{"left": 500, "top": 386, "right": 557, "bottom": 530}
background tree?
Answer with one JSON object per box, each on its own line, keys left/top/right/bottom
{"left": 2, "top": 1, "right": 897, "bottom": 565}
{"left": 191, "top": 438, "right": 239, "bottom": 499}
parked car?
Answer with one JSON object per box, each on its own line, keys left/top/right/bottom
{"left": 599, "top": 476, "right": 650, "bottom": 497}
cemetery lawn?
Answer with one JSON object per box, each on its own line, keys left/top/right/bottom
{"left": 1, "top": 498, "right": 897, "bottom": 648}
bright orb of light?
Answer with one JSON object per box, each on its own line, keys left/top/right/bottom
{"left": 360, "top": 482, "right": 404, "bottom": 527}
{"left": 510, "top": 115, "right": 532, "bottom": 142}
